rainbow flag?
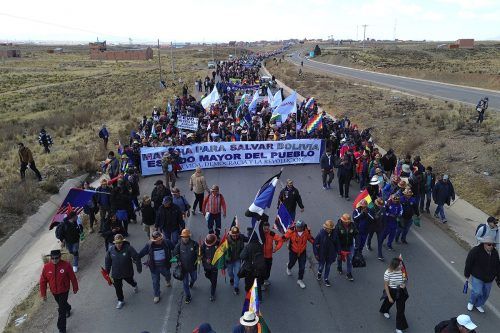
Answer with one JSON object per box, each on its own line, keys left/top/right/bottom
{"left": 211, "top": 231, "right": 228, "bottom": 269}
{"left": 305, "top": 114, "right": 323, "bottom": 134}
{"left": 242, "top": 278, "right": 260, "bottom": 315}
{"left": 304, "top": 97, "right": 315, "bottom": 110}
{"left": 352, "top": 189, "right": 374, "bottom": 209}
{"left": 399, "top": 254, "right": 408, "bottom": 280}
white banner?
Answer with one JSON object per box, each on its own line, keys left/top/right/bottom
{"left": 140, "top": 139, "right": 323, "bottom": 176}
{"left": 177, "top": 116, "right": 199, "bottom": 131}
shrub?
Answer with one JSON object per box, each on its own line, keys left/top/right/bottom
{"left": 0, "top": 180, "right": 40, "bottom": 215}
{"left": 39, "top": 177, "right": 59, "bottom": 194}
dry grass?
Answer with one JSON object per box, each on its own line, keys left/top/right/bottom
{"left": 267, "top": 59, "right": 500, "bottom": 216}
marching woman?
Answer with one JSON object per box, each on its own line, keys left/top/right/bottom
{"left": 379, "top": 257, "right": 409, "bottom": 333}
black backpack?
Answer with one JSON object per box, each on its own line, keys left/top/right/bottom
{"left": 352, "top": 252, "right": 366, "bottom": 268}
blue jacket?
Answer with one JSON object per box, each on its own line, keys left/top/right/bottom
{"left": 400, "top": 195, "right": 419, "bottom": 219}
{"left": 313, "top": 229, "right": 340, "bottom": 263}
{"left": 433, "top": 180, "right": 455, "bottom": 205}
{"left": 352, "top": 208, "right": 374, "bottom": 234}
{"left": 385, "top": 202, "right": 403, "bottom": 223}
{"left": 98, "top": 127, "right": 109, "bottom": 139}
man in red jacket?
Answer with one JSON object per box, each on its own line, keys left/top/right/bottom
{"left": 284, "top": 220, "right": 314, "bottom": 289}
{"left": 40, "top": 250, "right": 79, "bottom": 333}
{"left": 262, "top": 221, "right": 283, "bottom": 289}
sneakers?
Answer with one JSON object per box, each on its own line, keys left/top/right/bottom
{"left": 185, "top": 296, "right": 191, "bottom": 304}
{"left": 116, "top": 301, "right": 124, "bottom": 309}
{"left": 324, "top": 280, "right": 331, "bottom": 287}
{"left": 337, "top": 268, "right": 343, "bottom": 275}
{"left": 442, "top": 219, "right": 448, "bottom": 224}
{"left": 209, "top": 296, "right": 215, "bottom": 302}
{"left": 153, "top": 296, "right": 160, "bottom": 304}
{"left": 476, "top": 306, "right": 485, "bottom": 313}
{"left": 383, "top": 312, "right": 390, "bottom": 319}
{"left": 346, "top": 273, "right": 354, "bottom": 281}
{"left": 387, "top": 246, "right": 394, "bottom": 251}
{"left": 165, "top": 280, "right": 172, "bottom": 288}
{"left": 234, "top": 287, "right": 240, "bottom": 295}
{"left": 133, "top": 285, "right": 139, "bottom": 293}
{"left": 345, "top": 197, "right": 350, "bottom": 201}
{"left": 317, "top": 272, "right": 322, "bottom": 281}
{"left": 297, "top": 280, "right": 306, "bottom": 289}
{"left": 286, "top": 264, "right": 292, "bottom": 276}
{"left": 377, "top": 257, "right": 385, "bottom": 262}
{"left": 72, "top": 266, "right": 78, "bottom": 273}
{"left": 339, "top": 194, "right": 344, "bottom": 198}
{"left": 263, "top": 280, "right": 271, "bottom": 286}
{"left": 192, "top": 210, "right": 196, "bottom": 215}
{"left": 396, "top": 329, "right": 403, "bottom": 333}
{"left": 434, "top": 213, "right": 439, "bottom": 218}
{"left": 323, "top": 186, "right": 327, "bottom": 190}
{"left": 467, "top": 303, "right": 474, "bottom": 311}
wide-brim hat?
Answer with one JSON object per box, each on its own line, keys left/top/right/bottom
{"left": 369, "top": 176, "right": 380, "bottom": 185}
{"left": 240, "top": 311, "right": 259, "bottom": 327}
{"left": 323, "top": 220, "right": 334, "bottom": 230}
{"left": 205, "top": 234, "right": 217, "bottom": 246}
{"left": 401, "top": 164, "right": 411, "bottom": 173}
{"left": 340, "top": 213, "right": 352, "bottom": 223}
{"left": 180, "top": 229, "right": 191, "bottom": 238}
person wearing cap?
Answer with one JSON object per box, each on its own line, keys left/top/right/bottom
{"left": 337, "top": 153, "right": 354, "bottom": 201}
{"left": 464, "top": 235, "right": 500, "bottom": 313}
{"left": 226, "top": 226, "right": 248, "bottom": 295}
{"left": 202, "top": 185, "right": 227, "bottom": 237}
{"left": 380, "top": 195, "right": 403, "bottom": 251}
{"left": 284, "top": 220, "right": 314, "bottom": 288}
{"left": 262, "top": 221, "right": 284, "bottom": 288}
{"left": 278, "top": 179, "right": 304, "bottom": 220}
{"left": 98, "top": 124, "right": 109, "bottom": 150}
{"left": 101, "top": 214, "right": 126, "bottom": 251}
{"left": 395, "top": 188, "right": 419, "bottom": 245}
{"left": 151, "top": 179, "right": 172, "bottom": 211}
{"left": 432, "top": 174, "right": 455, "bottom": 223}
{"left": 55, "top": 211, "right": 83, "bottom": 273}
{"left": 106, "top": 151, "right": 120, "bottom": 179}
{"left": 334, "top": 214, "right": 358, "bottom": 281}
{"left": 232, "top": 311, "right": 259, "bottom": 333}
{"left": 120, "top": 154, "right": 130, "bottom": 174}
{"left": 313, "top": 220, "right": 340, "bottom": 287}
{"left": 40, "top": 249, "right": 79, "bottom": 333}
{"left": 320, "top": 150, "right": 335, "bottom": 190}
{"left": 173, "top": 228, "right": 199, "bottom": 304}
{"left": 435, "top": 314, "right": 478, "bottom": 333}
{"left": 140, "top": 196, "right": 155, "bottom": 238}
{"left": 379, "top": 257, "right": 409, "bottom": 333}
{"left": 171, "top": 187, "right": 191, "bottom": 219}
{"left": 201, "top": 233, "right": 220, "bottom": 302}
{"left": 421, "top": 166, "right": 435, "bottom": 213}
{"left": 190, "top": 167, "right": 209, "bottom": 215}
{"left": 138, "top": 231, "right": 174, "bottom": 303}
{"left": 155, "top": 196, "right": 184, "bottom": 245}
{"left": 105, "top": 234, "right": 142, "bottom": 309}
{"left": 475, "top": 216, "right": 499, "bottom": 248}
{"left": 353, "top": 199, "right": 375, "bottom": 255}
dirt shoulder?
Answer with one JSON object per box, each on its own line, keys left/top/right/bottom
{"left": 309, "top": 42, "right": 500, "bottom": 91}
{"left": 266, "top": 59, "right": 500, "bottom": 216}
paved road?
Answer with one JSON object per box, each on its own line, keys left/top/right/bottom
{"left": 25, "top": 165, "right": 500, "bottom": 333}
{"left": 290, "top": 52, "right": 500, "bottom": 110}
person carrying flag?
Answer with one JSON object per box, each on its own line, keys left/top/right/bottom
{"left": 203, "top": 185, "right": 227, "bottom": 237}
{"left": 201, "top": 233, "right": 220, "bottom": 302}
{"left": 335, "top": 214, "right": 358, "bottom": 281}
{"left": 284, "top": 220, "right": 314, "bottom": 289}
{"left": 379, "top": 257, "right": 409, "bottom": 333}
{"left": 262, "top": 221, "right": 283, "bottom": 288}
{"left": 277, "top": 179, "right": 304, "bottom": 220}
{"left": 313, "top": 220, "right": 339, "bottom": 287}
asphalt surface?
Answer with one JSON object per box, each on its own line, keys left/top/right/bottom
{"left": 290, "top": 52, "right": 500, "bottom": 110}
{"left": 28, "top": 165, "right": 500, "bottom": 333}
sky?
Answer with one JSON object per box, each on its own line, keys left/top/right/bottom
{"left": 0, "top": 0, "right": 499, "bottom": 43}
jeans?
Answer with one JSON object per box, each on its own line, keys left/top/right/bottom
{"left": 322, "top": 169, "right": 334, "bottom": 187}
{"left": 381, "top": 220, "right": 397, "bottom": 248}
{"left": 368, "top": 231, "right": 384, "bottom": 258}
{"left": 338, "top": 176, "right": 351, "bottom": 198}
{"left": 182, "top": 271, "right": 197, "bottom": 298}
{"left": 435, "top": 204, "right": 446, "bottom": 220}
{"left": 66, "top": 242, "right": 79, "bottom": 267}
{"left": 337, "top": 245, "right": 354, "bottom": 274}
{"left": 113, "top": 277, "right": 137, "bottom": 302}
{"left": 396, "top": 218, "right": 413, "bottom": 242}
{"left": 164, "top": 230, "right": 179, "bottom": 246}
{"left": 193, "top": 193, "right": 204, "bottom": 212}
{"left": 150, "top": 266, "right": 171, "bottom": 297}
{"left": 469, "top": 276, "right": 492, "bottom": 307}
{"left": 54, "top": 291, "right": 70, "bottom": 333}
{"left": 288, "top": 251, "right": 306, "bottom": 280}
{"left": 379, "top": 287, "right": 409, "bottom": 331}
{"left": 318, "top": 259, "right": 335, "bottom": 279}
{"left": 355, "top": 232, "right": 368, "bottom": 254}
{"left": 227, "top": 260, "right": 241, "bottom": 288}
{"left": 207, "top": 213, "right": 222, "bottom": 237}
{"left": 424, "top": 190, "right": 432, "bottom": 210}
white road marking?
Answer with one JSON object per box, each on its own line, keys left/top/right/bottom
{"left": 161, "top": 287, "right": 175, "bottom": 333}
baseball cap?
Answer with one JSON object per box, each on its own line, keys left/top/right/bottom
{"left": 456, "top": 314, "right": 477, "bottom": 330}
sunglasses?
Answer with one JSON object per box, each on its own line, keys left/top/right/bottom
{"left": 485, "top": 243, "right": 495, "bottom": 246}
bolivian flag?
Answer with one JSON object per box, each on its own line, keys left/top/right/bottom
{"left": 352, "top": 189, "right": 374, "bottom": 209}
{"left": 211, "top": 231, "right": 228, "bottom": 269}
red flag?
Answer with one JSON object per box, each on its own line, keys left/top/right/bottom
{"left": 100, "top": 267, "right": 113, "bottom": 286}
{"left": 399, "top": 254, "right": 408, "bottom": 280}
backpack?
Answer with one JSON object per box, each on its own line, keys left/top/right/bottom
{"left": 475, "top": 224, "right": 487, "bottom": 238}
{"left": 352, "top": 252, "right": 366, "bottom": 268}
{"left": 55, "top": 222, "right": 66, "bottom": 240}
{"left": 251, "top": 247, "right": 266, "bottom": 275}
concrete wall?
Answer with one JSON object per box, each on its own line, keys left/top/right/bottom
{"left": 90, "top": 47, "right": 153, "bottom": 60}
{"left": 0, "top": 50, "right": 21, "bottom": 58}
{"left": 456, "top": 39, "right": 474, "bottom": 49}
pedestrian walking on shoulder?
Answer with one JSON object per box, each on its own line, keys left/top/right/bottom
{"left": 55, "top": 211, "right": 83, "bottom": 273}
{"left": 40, "top": 250, "right": 79, "bottom": 333}
{"left": 435, "top": 314, "right": 477, "bottom": 333}
{"left": 284, "top": 220, "right": 314, "bottom": 289}
{"left": 476, "top": 97, "right": 488, "bottom": 124}
{"left": 81, "top": 181, "right": 98, "bottom": 233}
{"left": 38, "top": 128, "right": 53, "bottom": 153}
{"left": 190, "top": 167, "right": 209, "bottom": 215}
{"left": 421, "top": 166, "right": 435, "bottom": 213}
{"left": 173, "top": 228, "right": 199, "bottom": 304}
{"left": 335, "top": 214, "right": 357, "bottom": 281}
{"left": 105, "top": 234, "right": 142, "bottom": 309}
{"left": 138, "top": 231, "right": 174, "bottom": 303}
{"left": 475, "top": 216, "right": 499, "bottom": 248}
{"left": 313, "top": 220, "right": 339, "bottom": 287}
{"left": 96, "top": 179, "right": 111, "bottom": 231}
{"left": 106, "top": 151, "right": 120, "bottom": 179}
{"left": 202, "top": 185, "right": 227, "bottom": 237}
{"left": 432, "top": 174, "right": 455, "bottom": 223}
{"left": 277, "top": 179, "right": 304, "bottom": 220}
{"left": 201, "top": 233, "right": 219, "bottom": 302}
{"left": 379, "top": 257, "right": 409, "bottom": 333}
{"left": 18, "top": 142, "right": 42, "bottom": 181}
{"left": 98, "top": 124, "right": 109, "bottom": 150}
{"left": 464, "top": 236, "right": 500, "bottom": 313}
{"left": 320, "top": 150, "right": 335, "bottom": 190}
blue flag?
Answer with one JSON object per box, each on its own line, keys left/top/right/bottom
{"left": 274, "top": 203, "right": 293, "bottom": 234}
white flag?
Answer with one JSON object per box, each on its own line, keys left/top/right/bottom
{"left": 201, "top": 87, "right": 220, "bottom": 110}
{"left": 248, "top": 89, "right": 260, "bottom": 114}
{"left": 271, "top": 89, "right": 282, "bottom": 109}
{"left": 267, "top": 87, "right": 274, "bottom": 105}
{"left": 272, "top": 91, "right": 297, "bottom": 121}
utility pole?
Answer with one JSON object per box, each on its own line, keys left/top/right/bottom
{"left": 356, "top": 25, "right": 358, "bottom": 41}
{"left": 211, "top": 43, "right": 214, "bottom": 62}
{"left": 157, "top": 39, "right": 163, "bottom": 88}
{"left": 393, "top": 19, "right": 397, "bottom": 41}
{"left": 362, "top": 24, "right": 368, "bottom": 49}
{"left": 170, "top": 41, "right": 175, "bottom": 81}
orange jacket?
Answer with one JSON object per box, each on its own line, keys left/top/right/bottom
{"left": 284, "top": 228, "right": 314, "bottom": 255}
{"left": 40, "top": 260, "right": 79, "bottom": 298}
{"left": 263, "top": 230, "right": 283, "bottom": 259}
